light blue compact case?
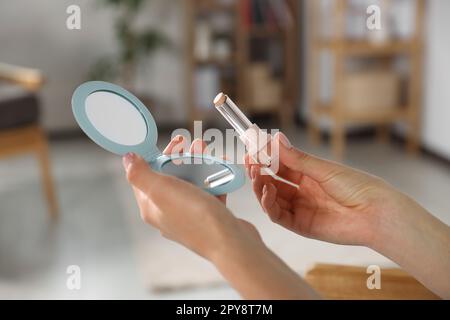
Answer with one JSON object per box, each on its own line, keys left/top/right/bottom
{"left": 72, "top": 81, "right": 245, "bottom": 195}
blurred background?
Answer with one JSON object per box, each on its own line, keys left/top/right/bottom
{"left": 0, "top": 0, "right": 448, "bottom": 299}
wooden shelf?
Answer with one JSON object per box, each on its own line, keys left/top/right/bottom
{"left": 194, "top": 58, "right": 235, "bottom": 67}
{"left": 185, "top": 0, "right": 300, "bottom": 130}
{"left": 246, "top": 26, "right": 283, "bottom": 37}
{"left": 308, "top": 0, "right": 425, "bottom": 159}
{"left": 314, "top": 104, "right": 408, "bottom": 123}
{"left": 315, "top": 40, "right": 415, "bottom": 56}
{"left": 195, "top": 0, "right": 234, "bottom": 13}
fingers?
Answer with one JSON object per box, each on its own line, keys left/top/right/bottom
{"left": 251, "top": 165, "right": 267, "bottom": 203}
{"left": 123, "top": 153, "right": 160, "bottom": 194}
{"left": 244, "top": 154, "right": 251, "bottom": 178}
{"left": 251, "top": 161, "right": 279, "bottom": 193}
{"left": 164, "top": 136, "right": 207, "bottom": 156}
{"left": 261, "top": 183, "right": 277, "bottom": 213}
{"left": 123, "top": 152, "right": 186, "bottom": 204}
{"left": 190, "top": 138, "right": 228, "bottom": 203}
{"left": 218, "top": 153, "right": 229, "bottom": 204}
{"left": 190, "top": 138, "right": 207, "bottom": 154}
{"left": 261, "top": 183, "right": 293, "bottom": 226}
{"left": 132, "top": 186, "right": 158, "bottom": 225}
{"left": 163, "top": 135, "right": 186, "bottom": 155}
{"left": 260, "top": 182, "right": 291, "bottom": 211}
{"left": 273, "top": 132, "right": 344, "bottom": 183}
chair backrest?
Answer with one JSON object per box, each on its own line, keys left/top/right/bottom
{"left": 0, "top": 63, "right": 44, "bottom": 91}
{"left": 305, "top": 264, "right": 440, "bottom": 300}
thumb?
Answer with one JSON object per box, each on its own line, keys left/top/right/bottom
{"left": 122, "top": 153, "right": 170, "bottom": 201}
{"left": 273, "top": 132, "right": 345, "bottom": 183}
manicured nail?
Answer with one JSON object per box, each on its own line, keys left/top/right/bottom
{"left": 175, "top": 135, "right": 183, "bottom": 142}
{"left": 275, "top": 132, "right": 292, "bottom": 149}
{"left": 262, "top": 184, "right": 267, "bottom": 194}
{"left": 122, "top": 153, "right": 135, "bottom": 171}
{"left": 192, "top": 138, "right": 202, "bottom": 148}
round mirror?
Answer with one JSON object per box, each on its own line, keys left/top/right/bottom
{"left": 161, "top": 157, "right": 234, "bottom": 189}
{"left": 85, "top": 91, "right": 147, "bottom": 146}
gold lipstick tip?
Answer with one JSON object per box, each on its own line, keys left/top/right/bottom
{"left": 213, "top": 92, "right": 227, "bottom": 107}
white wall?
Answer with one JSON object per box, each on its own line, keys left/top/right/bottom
{"left": 2, "top": 0, "right": 449, "bottom": 159}
{"left": 423, "top": 0, "right": 450, "bottom": 159}
{"left": 300, "top": 0, "right": 450, "bottom": 159}
{"left": 0, "top": 0, "right": 185, "bottom": 131}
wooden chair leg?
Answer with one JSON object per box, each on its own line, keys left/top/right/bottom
{"left": 332, "top": 121, "right": 345, "bottom": 161}
{"left": 35, "top": 129, "right": 59, "bottom": 220}
{"left": 376, "top": 124, "right": 390, "bottom": 144}
{"left": 308, "top": 116, "right": 321, "bottom": 146}
{"left": 278, "top": 102, "right": 295, "bottom": 130}
{"left": 407, "top": 117, "right": 420, "bottom": 155}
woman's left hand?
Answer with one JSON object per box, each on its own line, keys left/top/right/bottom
{"left": 162, "top": 136, "right": 227, "bottom": 204}
{"left": 122, "top": 136, "right": 319, "bottom": 299}
{"left": 122, "top": 136, "right": 260, "bottom": 260}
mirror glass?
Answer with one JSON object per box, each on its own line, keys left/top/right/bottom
{"left": 161, "top": 157, "right": 234, "bottom": 189}
{"left": 85, "top": 91, "right": 147, "bottom": 146}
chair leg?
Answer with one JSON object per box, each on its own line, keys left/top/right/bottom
{"left": 308, "top": 118, "right": 321, "bottom": 146}
{"left": 407, "top": 117, "right": 420, "bottom": 155}
{"left": 35, "top": 130, "right": 59, "bottom": 220}
{"left": 376, "top": 124, "right": 390, "bottom": 144}
{"left": 332, "top": 121, "right": 345, "bottom": 161}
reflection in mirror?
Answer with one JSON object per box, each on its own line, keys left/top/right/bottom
{"left": 161, "top": 157, "right": 234, "bottom": 189}
{"left": 85, "top": 91, "right": 147, "bottom": 146}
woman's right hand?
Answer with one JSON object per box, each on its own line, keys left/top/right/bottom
{"left": 245, "top": 133, "right": 436, "bottom": 250}
{"left": 246, "top": 132, "right": 450, "bottom": 298}
{"left": 246, "top": 131, "right": 402, "bottom": 246}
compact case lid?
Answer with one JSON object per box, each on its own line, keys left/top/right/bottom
{"left": 72, "top": 81, "right": 246, "bottom": 196}
{"left": 71, "top": 81, "right": 161, "bottom": 161}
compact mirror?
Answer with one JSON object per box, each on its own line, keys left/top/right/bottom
{"left": 85, "top": 91, "right": 147, "bottom": 146}
{"left": 161, "top": 159, "right": 234, "bottom": 189}
{"left": 72, "top": 81, "right": 245, "bottom": 195}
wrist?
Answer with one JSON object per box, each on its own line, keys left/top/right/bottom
{"left": 366, "top": 190, "right": 450, "bottom": 297}
{"left": 206, "top": 219, "right": 319, "bottom": 299}
{"left": 367, "top": 189, "right": 425, "bottom": 253}
{"left": 207, "top": 217, "right": 267, "bottom": 266}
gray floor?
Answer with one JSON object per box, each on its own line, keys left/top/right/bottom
{"left": 0, "top": 130, "right": 449, "bottom": 299}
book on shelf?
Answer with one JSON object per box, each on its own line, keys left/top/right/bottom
{"left": 240, "top": 0, "right": 294, "bottom": 30}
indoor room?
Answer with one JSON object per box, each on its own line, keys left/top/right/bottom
{"left": 0, "top": 0, "right": 449, "bottom": 300}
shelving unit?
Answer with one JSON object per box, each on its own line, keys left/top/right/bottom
{"left": 307, "top": 0, "right": 425, "bottom": 159}
{"left": 184, "top": 0, "right": 299, "bottom": 131}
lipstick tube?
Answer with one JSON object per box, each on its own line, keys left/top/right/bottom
{"left": 213, "top": 93, "right": 299, "bottom": 189}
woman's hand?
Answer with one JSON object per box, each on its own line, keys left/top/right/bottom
{"left": 246, "top": 132, "right": 399, "bottom": 246}
{"left": 163, "top": 135, "right": 228, "bottom": 204}
{"left": 123, "top": 137, "right": 260, "bottom": 259}
{"left": 122, "top": 136, "right": 319, "bottom": 299}
{"left": 247, "top": 132, "right": 450, "bottom": 298}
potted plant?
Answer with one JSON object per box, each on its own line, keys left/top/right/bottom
{"left": 88, "top": 0, "right": 169, "bottom": 90}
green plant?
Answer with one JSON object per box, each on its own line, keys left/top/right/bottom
{"left": 89, "top": 0, "right": 169, "bottom": 88}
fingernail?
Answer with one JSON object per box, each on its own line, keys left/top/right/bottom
{"left": 275, "top": 132, "right": 292, "bottom": 149}
{"left": 263, "top": 184, "right": 267, "bottom": 194}
{"left": 192, "top": 138, "right": 202, "bottom": 147}
{"left": 122, "top": 152, "right": 135, "bottom": 171}
{"left": 251, "top": 166, "right": 256, "bottom": 180}
{"left": 171, "top": 135, "right": 183, "bottom": 144}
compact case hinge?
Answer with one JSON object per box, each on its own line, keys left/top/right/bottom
{"left": 142, "top": 147, "right": 161, "bottom": 163}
